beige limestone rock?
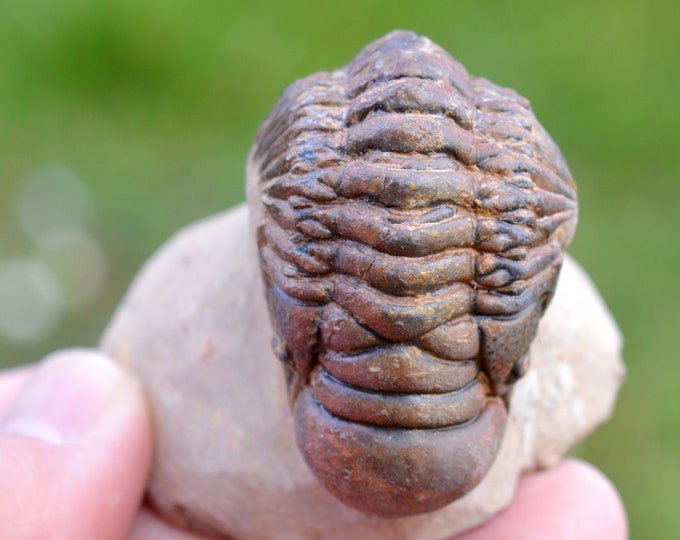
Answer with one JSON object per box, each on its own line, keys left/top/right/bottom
{"left": 100, "top": 204, "right": 624, "bottom": 540}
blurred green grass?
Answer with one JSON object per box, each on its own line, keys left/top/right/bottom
{"left": 0, "top": 0, "right": 678, "bottom": 536}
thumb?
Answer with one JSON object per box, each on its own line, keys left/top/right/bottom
{"left": 0, "top": 349, "right": 152, "bottom": 540}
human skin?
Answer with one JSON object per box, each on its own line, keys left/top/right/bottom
{"left": 0, "top": 350, "right": 627, "bottom": 540}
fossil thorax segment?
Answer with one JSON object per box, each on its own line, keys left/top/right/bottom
{"left": 249, "top": 30, "right": 577, "bottom": 517}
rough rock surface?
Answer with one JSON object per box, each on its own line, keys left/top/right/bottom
{"left": 100, "top": 204, "right": 624, "bottom": 540}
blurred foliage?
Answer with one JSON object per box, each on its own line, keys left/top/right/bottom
{"left": 0, "top": 0, "right": 678, "bottom": 536}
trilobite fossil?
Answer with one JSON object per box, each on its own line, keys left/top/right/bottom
{"left": 248, "top": 30, "right": 578, "bottom": 517}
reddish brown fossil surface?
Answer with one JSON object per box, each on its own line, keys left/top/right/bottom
{"left": 250, "top": 30, "right": 578, "bottom": 517}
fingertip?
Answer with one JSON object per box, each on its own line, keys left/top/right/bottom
{"left": 0, "top": 365, "right": 33, "bottom": 415}
{"left": 556, "top": 459, "right": 628, "bottom": 540}
{"left": 0, "top": 348, "right": 153, "bottom": 540}
{"left": 3, "top": 348, "right": 147, "bottom": 445}
{"left": 456, "top": 459, "right": 628, "bottom": 540}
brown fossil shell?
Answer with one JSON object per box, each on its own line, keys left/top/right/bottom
{"left": 249, "top": 30, "right": 578, "bottom": 517}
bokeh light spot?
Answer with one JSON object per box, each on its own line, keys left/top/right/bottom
{"left": 33, "top": 227, "right": 108, "bottom": 310}
{"left": 0, "top": 258, "right": 64, "bottom": 346}
{"left": 14, "top": 166, "right": 93, "bottom": 242}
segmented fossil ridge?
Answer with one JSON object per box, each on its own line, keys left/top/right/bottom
{"left": 250, "top": 30, "right": 577, "bottom": 517}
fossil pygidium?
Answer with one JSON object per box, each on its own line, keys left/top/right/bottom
{"left": 249, "top": 30, "right": 578, "bottom": 517}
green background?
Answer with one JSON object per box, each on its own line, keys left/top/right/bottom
{"left": 1, "top": 1, "right": 678, "bottom": 537}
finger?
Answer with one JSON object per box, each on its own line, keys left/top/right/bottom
{"left": 455, "top": 458, "right": 628, "bottom": 539}
{"left": 0, "top": 365, "right": 34, "bottom": 415}
{"left": 128, "top": 508, "right": 209, "bottom": 540}
{"left": 0, "top": 349, "right": 153, "bottom": 540}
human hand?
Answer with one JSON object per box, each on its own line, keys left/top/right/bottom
{"left": 454, "top": 459, "right": 627, "bottom": 539}
{"left": 0, "top": 349, "right": 204, "bottom": 540}
{"left": 0, "top": 350, "right": 626, "bottom": 540}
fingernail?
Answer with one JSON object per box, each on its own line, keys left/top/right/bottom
{"left": 1, "top": 350, "right": 122, "bottom": 445}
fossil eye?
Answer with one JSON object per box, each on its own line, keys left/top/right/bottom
{"left": 251, "top": 30, "right": 577, "bottom": 517}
